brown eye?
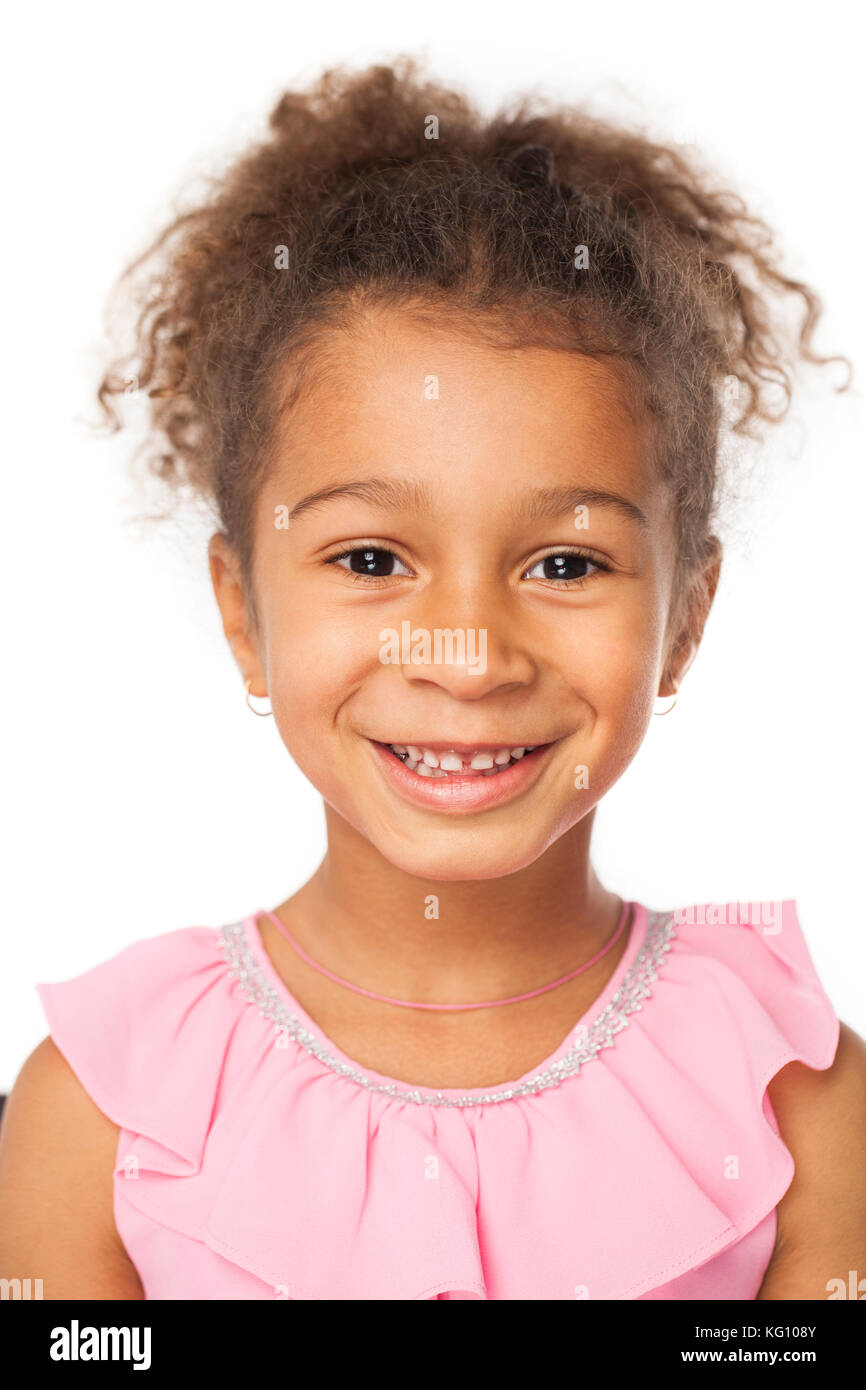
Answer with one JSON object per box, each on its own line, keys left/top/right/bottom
{"left": 524, "top": 552, "right": 603, "bottom": 582}
{"left": 332, "top": 547, "right": 411, "bottom": 577}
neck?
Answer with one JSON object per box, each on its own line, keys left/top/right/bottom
{"left": 275, "top": 807, "right": 621, "bottom": 1003}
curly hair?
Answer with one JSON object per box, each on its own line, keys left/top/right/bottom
{"left": 96, "top": 55, "right": 850, "bottom": 672}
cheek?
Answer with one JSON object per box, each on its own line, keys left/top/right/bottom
{"left": 562, "top": 597, "right": 663, "bottom": 716}
{"left": 596, "top": 633, "right": 659, "bottom": 735}
{"left": 556, "top": 602, "right": 664, "bottom": 801}
{"left": 262, "top": 595, "right": 383, "bottom": 749}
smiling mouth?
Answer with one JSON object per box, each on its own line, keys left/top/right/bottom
{"left": 374, "top": 741, "right": 550, "bottom": 778}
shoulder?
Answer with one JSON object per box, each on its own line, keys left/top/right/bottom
{"left": 36, "top": 923, "right": 223, "bottom": 994}
{"left": 35, "top": 924, "right": 230, "bottom": 1098}
{"left": 0, "top": 1036, "right": 144, "bottom": 1298}
{"left": 758, "top": 1021, "right": 866, "bottom": 1298}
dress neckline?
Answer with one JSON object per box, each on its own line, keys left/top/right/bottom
{"left": 218, "top": 901, "right": 677, "bottom": 1107}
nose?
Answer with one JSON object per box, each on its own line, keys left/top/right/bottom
{"left": 391, "top": 582, "right": 536, "bottom": 701}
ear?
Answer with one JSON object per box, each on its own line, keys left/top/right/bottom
{"left": 207, "top": 533, "right": 268, "bottom": 697}
{"left": 659, "top": 536, "right": 722, "bottom": 697}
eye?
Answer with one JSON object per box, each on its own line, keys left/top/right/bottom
{"left": 328, "top": 546, "right": 412, "bottom": 580}
{"left": 523, "top": 550, "right": 608, "bottom": 586}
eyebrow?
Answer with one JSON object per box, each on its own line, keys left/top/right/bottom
{"left": 288, "top": 477, "right": 649, "bottom": 531}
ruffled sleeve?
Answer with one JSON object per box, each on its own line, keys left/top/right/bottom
{"left": 624, "top": 897, "right": 840, "bottom": 1298}
{"left": 33, "top": 901, "right": 842, "bottom": 1301}
{"left": 36, "top": 927, "right": 236, "bottom": 1176}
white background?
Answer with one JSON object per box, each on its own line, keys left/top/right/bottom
{"left": 2, "top": 0, "right": 863, "bottom": 1089}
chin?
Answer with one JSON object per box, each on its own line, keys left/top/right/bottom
{"left": 370, "top": 828, "right": 555, "bottom": 882}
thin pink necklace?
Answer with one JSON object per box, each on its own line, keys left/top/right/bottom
{"left": 256, "top": 899, "right": 631, "bottom": 1012}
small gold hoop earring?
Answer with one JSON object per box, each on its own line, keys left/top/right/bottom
{"left": 245, "top": 679, "right": 272, "bottom": 717}
{"left": 653, "top": 690, "right": 678, "bottom": 716}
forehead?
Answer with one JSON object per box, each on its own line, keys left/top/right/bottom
{"left": 268, "top": 308, "right": 661, "bottom": 511}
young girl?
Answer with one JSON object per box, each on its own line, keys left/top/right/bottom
{"left": 1, "top": 57, "right": 864, "bottom": 1302}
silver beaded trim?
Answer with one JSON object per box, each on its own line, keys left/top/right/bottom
{"left": 217, "top": 910, "right": 677, "bottom": 1108}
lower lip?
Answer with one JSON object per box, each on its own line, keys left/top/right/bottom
{"left": 369, "top": 740, "right": 556, "bottom": 814}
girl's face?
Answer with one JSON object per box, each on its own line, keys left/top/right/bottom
{"left": 211, "top": 308, "right": 715, "bottom": 881}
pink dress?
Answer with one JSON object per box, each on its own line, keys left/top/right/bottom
{"left": 36, "top": 898, "right": 838, "bottom": 1300}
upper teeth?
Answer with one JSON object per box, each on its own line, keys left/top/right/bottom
{"left": 390, "top": 744, "right": 534, "bottom": 771}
